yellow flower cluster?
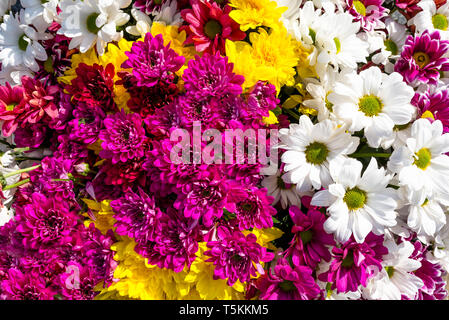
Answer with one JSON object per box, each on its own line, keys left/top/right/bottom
{"left": 228, "top": 0, "right": 286, "bottom": 31}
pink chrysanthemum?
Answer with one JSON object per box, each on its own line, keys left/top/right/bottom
{"left": 204, "top": 227, "right": 274, "bottom": 286}
{"left": 413, "top": 88, "right": 449, "bottom": 133}
{"left": 394, "top": 30, "right": 449, "bottom": 86}
{"left": 121, "top": 33, "right": 185, "bottom": 88}
{"left": 181, "top": 0, "right": 246, "bottom": 54}
{"left": 346, "top": 0, "right": 388, "bottom": 31}
{"left": 2, "top": 269, "right": 56, "bottom": 300}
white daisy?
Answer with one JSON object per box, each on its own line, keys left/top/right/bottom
{"left": 152, "top": 0, "right": 183, "bottom": 26}
{"left": 0, "top": 206, "right": 14, "bottom": 227}
{"left": 409, "top": 0, "right": 449, "bottom": 40}
{"left": 58, "top": 0, "right": 130, "bottom": 55}
{"left": 279, "top": 115, "right": 360, "bottom": 193}
{"left": 0, "top": 64, "right": 34, "bottom": 86}
{"left": 428, "top": 222, "right": 449, "bottom": 273}
{"left": 387, "top": 118, "right": 449, "bottom": 205}
{"left": 302, "top": 66, "right": 352, "bottom": 122}
{"left": 362, "top": 240, "right": 424, "bottom": 300}
{"left": 311, "top": 157, "right": 398, "bottom": 243}
{"left": 328, "top": 66, "right": 416, "bottom": 148}
{"left": 126, "top": 7, "right": 152, "bottom": 37}
{"left": 261, "top": 169, "right": 302, "bottom": 209}
{"left": 0, "top": 0, "right": 16, "bottom": 18}
{"left": 273, "top": 0, "right": 302, "bottom": 35}
{"left": 372, "top": 18, "right": 409, "bottom": 73}
{"left": 21, "top": 0, "right": 60, "bottom": 29}
{"left": 0, "top": 11, "right": 49, "bottom": 72}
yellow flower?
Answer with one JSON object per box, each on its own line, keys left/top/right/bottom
{"left": 243, "top": 227, "right": 284, "bottom": 251}
{"left": 228, "top": 0, "right": 286, "bottom": 31}
{"left": 226, "top": 28, "right": 299, "bottom": 93}
{"left": 81, "top": 198, "right": 116, "bottom": 235}
{"left": 262, "top": 110, "right": 279, "bottom": 125}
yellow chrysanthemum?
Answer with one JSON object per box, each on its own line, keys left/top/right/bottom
{"left": 243, "top": 227, "right": 284, "bottom": 251}
{"left": 58, "top": 39, "right": 133, "bottom": 111}
{"left": 226, "top": 27, "right": 300, "bottom": 93}
{"left": 82, "top": 198, "right": 116, "bottom": 235}
{"left": 151, "top": 22, "right": 198, "bottom": 77}
{"left": 262, "top": 110, "right": 279, "bottom": 125}
{"left": 228, "top": 0, "right": 286, "bottom": 31}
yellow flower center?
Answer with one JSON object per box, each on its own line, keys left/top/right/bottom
{"left": 421, "top": 110, "right": 435, "bottom": 120}
{"left": 204, "top": 20, "right": 222, "bottom": 40}
{"left": 334, "top": 37, "right": 341, "bottom": 54}
{"left": 385, "top": 266, "right": 395, "bottom": 278}
{"left": 358, "top": 94, "right": 383, "bottom": 117}
{"left": 18, "top": 34, "right": 28, "bottom": 51}
{"left": 432, "top": 13, "right": 448, "bottom": 31}
{"left": 344, "top": 187, "right": 367, "bottom": 211}
{"left": 413, "top": 52, "right": 430, "bottom": 68}
{"left": 86, "top": 13, "right": 101, "bottom": 34}
{"left": 384, "top": 39, "right": 398, "bottom": 55}
{"left": 305, "top": 142, "right": 329, "bottom": 165}
{"left": 353, "top": 1, "right": 367, "bottom": 16}
{"left": 325, "top": 92, "right": 333, "bottom": 112}
{"left": 414, "top": 148, "right": 432, "bottom": 170}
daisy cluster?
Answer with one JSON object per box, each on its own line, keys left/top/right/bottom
{"left": 0, "top": 0, "right": 448, "bottom": 301}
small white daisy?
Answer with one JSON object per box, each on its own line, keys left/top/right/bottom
{"left": 261, "top": 169, "right": 302, "bottom": 209}
{"left": 362, "top": 240, "right": 424, "bottom": 300}
{"left": 328, "top": 66, "right": 416, "bottom": 148}
{"left": 311, "top": 157, "right": 398, "bottom": 243}
{"left": 0, "top": 11, "right": 49, "bottom": 72}
{"left": 152, "top": 0, "right": 183, "bottom": 26}
{"left": 126, "top": 7, "right": 152, "bottom": 37}
{"left": 21, "top": 0, "right": 60, "bottom": 29}
{"left": 387, "top": 118, "right": 449, "bottom": 205}
{"left": 409, "top": 0, "right": 449, "bottom": 40}
{"left": 58, "top": 0, "right": 130, "bottom": 55}
{"left": 279, "top": 115, "right": 359, "bottom": 193}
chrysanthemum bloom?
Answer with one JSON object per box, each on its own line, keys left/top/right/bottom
{"left": 256, "top": 257, "right": 321, "bottom": 300}
{"left": 0, "top": 81, "right": 24, "bottom": 136}
{"left": 413, "top": 87, "right": 449, "bottom": 133}
{"left": 2, "top": 269, "right": 56, "bottom": 300}
{"left": 244, "top": 81, "right": 279, "bottom": 119}
{"left": 346, "top": 0, "right": 388, "bottom": 31}
{"left": 101, "top": 157, "right": 147, "bottom": 190}
{"left": 66, "top": 63, "right": 116, "bottom": 112}
{"left": 182, "top": 52, "right": 244, "bottom": 99}
{"left": 409, "top": 0, "right": 449, "bottom": 39}
{"left": 139, "top": 208, "right": 201, "bottom": 272}
{"left": 396, "top": 0, "right": 422, "bottom": 18}
{"left": 59, "top": 263, "right": 99, "bottom": 300}
{"left": 14, "top": 123, "right": 47, "bottom": 149}
{"left": 228, "top": 0, "right": 286, "bottom": 31}
{"left": 110, "top": 188, "right": 162, "bottom": 241}
{"left": 69, "top": 103, "right": 106, "bottom": 145}
{"left": 204, "top": 227, "right": 274, "bottom": 286}
{"left": 36, "top": 33, "right": 73, "bottom": 82}
{"left": 181, "top": 0, "right": 246, "bottom": 54}
{"left": 287, "top": 206, "right": 335, "bottom": 269}
{"left": 134, "top": 0, "right": 168, "bottom": 14}
{"left": 394, "top": 31, "right": 449, "bottom": 87}
{"left": 224, "top": 182, "right": 277, "bottom": 230}
{"left": 318, "top": 233, "right": 388, "bottom": 293}
{"left": 99, "top": 110, "right": 148, "bottom": 164}
{"left": 15, "top": 193, "right": 79, "bottom": 250}
{"left": 122, "top": 32, "right": 185, "bottom": 88}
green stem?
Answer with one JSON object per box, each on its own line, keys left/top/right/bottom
{"left": 3, "top": 164, "right": 41, "bottom": 178}
{"left": 3, "top": 178, "right": 30, "bottom": 190}
{"left": 284, "top": 108, "right": 300, "bottom": 121}
{"left": 349, "top": 152, "right": 391, "bottom": 158}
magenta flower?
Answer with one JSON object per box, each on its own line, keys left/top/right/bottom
{"left": 413, "top": 88, "right": 449, "bottom": 133}
{"left": 286, "top": 206, "right": 335, "bottom": 269}
{"left": 122, "top": 33, "right": 185, "bottom": 88}
{"left": 394, "top": 30, "right": 449, "bottom": 86}
{"left": 2, "top": 269, "right": 56, "bottom": 300}
{"left": 224, "top": 182, "right": 277, "bottom": 230}
{"left": 204, "top": 227, "right": 274, "bottom": 286}
{"left": 69, "top": 103, "right": 106, "bottom": 145}
{"left": 0, "top": 82, "right": 24, "bottom": 136}
{"left": 99, "top": 110, "right": 148, "bottom": 164}
{"left": 15, "top": 193, "right": 79, "bottom": 251}
{"left": 257, "top": 258, "right": 321, "bottom": 300}
{"left": 346, "top": 0, "right": 388, "bottom": 31}
{"left": 110, "top": 188, "right": 162, "bottom": 241}
{"left": 182, "top": 52, "right": 244, "bottom": 99}
{"left": 318, "top": 233, "right": 388, "bottom": 293}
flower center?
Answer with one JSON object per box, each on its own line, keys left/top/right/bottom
{"left": 204, "top": 20, "right": 222, "bottom": 40}
{"left": 279, "top": 280, "right": 297, "bottom": 292}
{"left": 432, "top": 13, "right": 448, "bottom": 30}
{"left": 385, "top": 266, "right": 395, "bottom": 278}
{"left": 305, "top": 141, "right": 329, "bottom": 165}
{"left": 44, "top": 57, "right": 54, "bottom": 73}
{"left": 414, "top": 148, "right": 431, "bottom": 170}
{"left": 421, "top": 110, "right": 435, "bottom": 120}
{"left": 384, "top": 39, "right": 398, "bottom": 55}
{"left": 353, "top": 1, "right": 367, "bottom": 16}
{"left": 341, "top": 251, "right": 354, "bottom": 268}
{"left": 325, "top": 92, "right": 333, "bottom": 112}
{"left": 343, "top": 187, "right": 367, "bottom": 211}
{"left": 358, "top": 94, "right": 383, "bottom": 117}
{"left": 86, "top": 13, "right": 101, "bottom": 34}
{"left": 277, "top": 176, "right": 286, "bottom": 189}
{"left": 333, "top": 37, "right": 341, "bottom": 54}
{"left": 413, "top": 52, "right": 430, "bottom": 69}
{"left": 6, "top": 103, "right": 16, "bottom": 111}
{"left": 421, "top": 198, "right": 430, "bottom": 207}
{"left": 299, "top": 230, "right": 313, "bottom": 245}
{"left": 309, "top": 28, "right": 316, "bottom": 43}
{"left": 18, "top": 34, "right": 28, "bottom": 51}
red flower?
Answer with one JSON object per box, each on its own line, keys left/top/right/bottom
{"left": 181, "top": 0, "right": 246, "bottom": 54}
